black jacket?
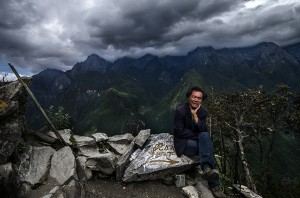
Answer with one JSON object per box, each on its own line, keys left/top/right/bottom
{"left": 173, "top": 103, "right": 208, "bottom": 156}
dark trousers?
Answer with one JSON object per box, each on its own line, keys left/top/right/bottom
{"left": 183, "top": 132, "right": 220, "bottom": 187}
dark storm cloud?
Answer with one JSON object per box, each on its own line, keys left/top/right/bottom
{"left": 0, "top": 1, "right": 38, "bottom": 29}
{"left": 0, "top": 0, "right": 85, "bottom": 73}
{"left": 87, "top": 0, "right": 200, "bottom": 47}
{"left": 0, "top": 0, "right": 299, "bottom": 75}
{"left": 189, "top": 1, "right": 300, "bottom": 48}
{"left": 87, "top": 0, "right": 241, "bottom": 48}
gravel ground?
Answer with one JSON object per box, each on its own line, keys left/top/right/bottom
{"left": 84, "top": 178, "right": 186, "bottom": 198}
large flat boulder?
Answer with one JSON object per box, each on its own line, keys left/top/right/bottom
{"left": 123, "top": 133, "right": 198, "bottom": 182}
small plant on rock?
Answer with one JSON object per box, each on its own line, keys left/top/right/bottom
{"left": 46, "top": 105, "right": 71, "bottom": 130}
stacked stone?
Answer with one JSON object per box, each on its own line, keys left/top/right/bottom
{"left": 0, "top": 80, "right": 28, "bottom": 197}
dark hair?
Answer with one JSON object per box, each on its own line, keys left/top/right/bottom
{"left": 185, "top": 86, "right": 207, "bottom": 100}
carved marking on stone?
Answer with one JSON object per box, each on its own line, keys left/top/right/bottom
{"left": 149, "top": 158, "right": 179, "bottom": 165}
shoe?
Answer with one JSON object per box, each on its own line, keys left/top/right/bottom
{"left": 211, "top": 186, "right": 227, "bottom": 198}
{"left": 201, "top": 166, "right": 219, "bottom": 180}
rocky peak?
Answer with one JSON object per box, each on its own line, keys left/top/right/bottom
{"left": 111, "top": 56, "right": 135, "bottom": 71}
{"left": 85, "top": 54, "right": 110, "bottom": 67}
{"left": 71, "top": 54, "right": 112, "bottom": 76}
{"left": 186, "top": 46, "right": 219, "bottom": 68}
{"left": 30, "top": 69, "right": 71, "bottom": 96}
{"left": 32, "top": 69, "right": 64, "bottom": 84}
{"left": 137, "top": 54, "right": 159, "bottom": 70}
{"left": 240, "top": 42, "right": 286, "bottom": 59}
{"left": 257, "top": 42, "right": 279, "bottom": 50}
{"left": 112, "top": 54, "right": 159, "bottom": 71}
{"left": 256, "top": 42, "right": 288, "bottom": 58}
{"left": 251, "top": 42, "right": 299, "bottom": 70}
{"left": 140, "top": 53, "right": 158, "bottom": 62}
{"left": 187, "top": 46, "right": 215, "bottom": 57}
{"left": 220, "top": 42, "right": 299, "bottom": 70}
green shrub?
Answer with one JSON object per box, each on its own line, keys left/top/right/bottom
{"left": 46, "top": 106, "right": 71, "bottom": 130}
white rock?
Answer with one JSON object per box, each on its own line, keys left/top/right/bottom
{"left": 195, "top": 179, "right": 214, "bottom": 198}
{"left": 182, "top": 186, "right": 199, "bottom": 198}
{"left": 76, "top": 156, "right": 92, "bottom": 181}
{"left": 86, "top": 152, "right": 118, "bottom": 175}
{"left": 134, "top": 129, "right": 151, "bottom": 148}
{"left": 19, "top": 146, "right": 55, "bottom": 185}
{"left": 108, "top": 133, "right": 134, "bottom": 144}
{"left": 92, "top": 132, "right": 108, "bottom": 142}
{"left": 107, "top": 142, "right": 129, "bottom": 155}
{"left": 50, "top": 146, "right": 76, "bottom": 185}
{"left": 48, "top": 129, "right": 72, "bottom": 145}
{"left": 73, "top": 135, "right": 100, "bottom": 157}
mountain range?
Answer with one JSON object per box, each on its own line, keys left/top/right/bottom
{"left": 26, "top": 42, "right": 300, "bottom": 135}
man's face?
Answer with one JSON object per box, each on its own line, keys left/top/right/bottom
{"left": 188, "top": 91, "right": 203, "bottom": 109}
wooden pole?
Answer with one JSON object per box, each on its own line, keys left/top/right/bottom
{"left": 8, "top": 63, "right": 67, "bottom": 146}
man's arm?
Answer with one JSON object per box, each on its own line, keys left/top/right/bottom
{"left": 197, "top": 110, "right": 208, "bottom": 132}
{"left": 173, "top": 109, "right": 197, "bottom": 138}
{"left": 190, "top": 105, "right": 201, "bottom": 124}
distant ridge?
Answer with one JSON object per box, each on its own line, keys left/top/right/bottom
{"left": 26, "top": 42, "right": 300, "bottom": 135}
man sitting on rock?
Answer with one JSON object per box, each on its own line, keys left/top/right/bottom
{"left": 173, "top": 86, "right": 226, "bottom": 198}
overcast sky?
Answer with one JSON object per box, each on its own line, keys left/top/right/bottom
{"left": 1, "top": 0, "right": 300, "bottom": 77}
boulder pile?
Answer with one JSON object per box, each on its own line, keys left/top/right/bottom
{"left": 16, "top": 128, "right": 218, "bottom": 197}
{"left": 2, "top": 124, "right": 220, "bottom": 198}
